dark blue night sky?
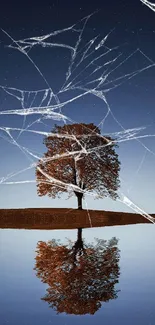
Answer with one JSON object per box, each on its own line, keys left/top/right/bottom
{"left": 0, "top": 0, "right": 155, "bottom": 213}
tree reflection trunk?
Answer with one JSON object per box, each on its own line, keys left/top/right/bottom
{"left": 72, "top": 228, "right": 84, "bottom": 264}
{"left": 77, "top": 228, "right": 82, "bottom": 242}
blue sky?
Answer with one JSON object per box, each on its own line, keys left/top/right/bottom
{"left": 0, "top": 0, "right": 155, "bottom": 213}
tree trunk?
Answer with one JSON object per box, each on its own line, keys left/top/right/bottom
{"left": 74, "top": 191, "right": 83, "bottom": 209}
{"left": 77, "top": 194, "right": 82, "bottom": 210}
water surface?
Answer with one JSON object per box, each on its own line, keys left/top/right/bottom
{"left": 0, "top": 224, "right": 155, "bottom": 325}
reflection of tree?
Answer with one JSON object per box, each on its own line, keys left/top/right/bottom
{"left": 34, "top": 229, "right": 120, "bottom": 315}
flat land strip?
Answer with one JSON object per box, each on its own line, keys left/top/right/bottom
{"left": 0, "top": 208, "right": 154, "bottom": 230}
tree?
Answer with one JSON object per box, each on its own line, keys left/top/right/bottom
{"left": 34, "top": 231, "right": 120, "bottom": 315}
{"left": 36, "top": 123, "right": 120, "bottom": 209}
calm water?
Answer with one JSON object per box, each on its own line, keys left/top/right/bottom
{"left": 0, "top": 224, "right": 155, "bottom": 325}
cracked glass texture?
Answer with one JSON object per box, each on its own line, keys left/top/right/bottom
{"left": 0, "top": 6, "right": 155, "bottom": 224}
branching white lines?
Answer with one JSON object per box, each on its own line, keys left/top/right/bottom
{"left": 0, "top": 12, "right": 155, "bottom": 224}
{"left": 140, "top": 0, "right": 155, "bottom": 13}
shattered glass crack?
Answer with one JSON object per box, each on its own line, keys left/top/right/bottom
{"left": 0, "top": 12, "right": 155, "bottom": 224}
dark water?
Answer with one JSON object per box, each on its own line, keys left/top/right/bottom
{"left": 0, "top": 224, "right": 155, "bottom": 325}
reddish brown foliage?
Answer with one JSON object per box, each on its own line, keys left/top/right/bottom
{"left": 34, "top": 234, "right": 120, "bottom": 315}
{"left": 36, "top": 123, "right": 120, "bottom": 206}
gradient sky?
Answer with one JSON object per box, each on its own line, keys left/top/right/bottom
{"left": 0, "top": 0, "right": 155, "bottom": 213}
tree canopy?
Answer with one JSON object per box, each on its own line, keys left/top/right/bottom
{"left": 36, "top": 123, "right": 120, "bottom": 208}
{"left": 34, "top": 231, "right": 120, "bottom": 315}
